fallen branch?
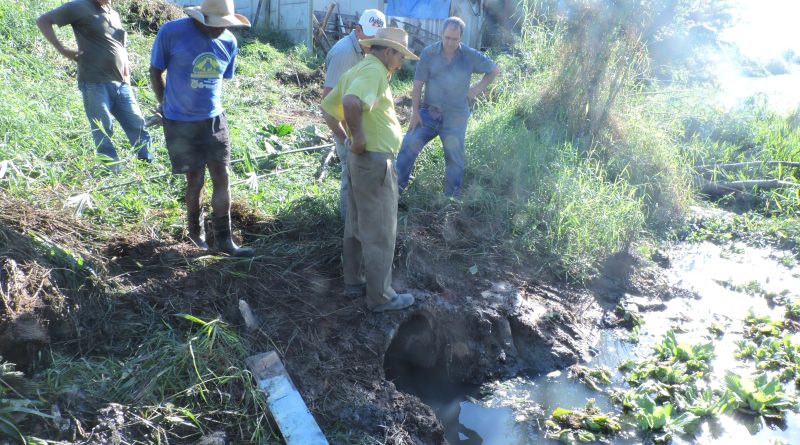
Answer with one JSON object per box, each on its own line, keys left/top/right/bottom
{"left": 65, "top": 142, "right": 335, "bottom": 211}
{"left": 315, "top": 145, "right": 337, "bottom": 181}
{"left": 700, "top": 179, "right": 800, "bottom": 196}
{"left": 696, "top": 161, "right": 800, "bottom": 171}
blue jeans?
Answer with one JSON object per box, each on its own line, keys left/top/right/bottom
{"left": 396, "top": 107, "right": 469, "bottom": 197}
{"left": 78, "top": 81, "right": 152, "bottom": 161}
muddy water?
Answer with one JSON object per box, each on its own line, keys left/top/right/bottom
{"left": 401, "top": 241, "right": 800, "bottom": 444}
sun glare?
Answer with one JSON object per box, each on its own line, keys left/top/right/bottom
{"left": 723, "top": 0, "right": 800, "bottom": 60}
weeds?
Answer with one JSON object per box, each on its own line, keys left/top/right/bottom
{"left": 544, "top": 399, "right": 621, "bottom": 444}
{"left": 0, "top": 359, "right": 49, "bottom": 444}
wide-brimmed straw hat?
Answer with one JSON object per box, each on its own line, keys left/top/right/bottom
{"left": 361, "top": 27, "right": 419, "bottom": 61}
{"left": 185, "top": 0, "right": 251, "bottom": 28}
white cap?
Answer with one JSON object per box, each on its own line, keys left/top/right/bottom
{"left": 358, "top": 9, "right": 386, "bottom": 37}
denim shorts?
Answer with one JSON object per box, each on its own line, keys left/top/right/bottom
{"left": 163, "top": 114, "right": 231, "bottom": 174}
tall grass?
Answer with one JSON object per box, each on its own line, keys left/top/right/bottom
{"left": 400, "top": 0, "right": 689, "bottom": 279}
{"left": 681, "top": 97, "right": 800, "bottom": 214}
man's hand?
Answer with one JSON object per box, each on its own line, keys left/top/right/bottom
{"left": 468, "top": 85, "right": 482, "bottom": 101}
{"left": 408, "top": 110, "right": 422, "bottom": 132}
{"left": 60, "top": 48, "right": 83, "bottom": 62}
{"left": 122, "top": 61, "right": 131, "bottom": 84}
{"left": 347, "top": 133, "right": 366, "bottom": 155}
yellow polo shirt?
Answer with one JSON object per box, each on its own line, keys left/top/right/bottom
{"left": 321, "top": 54, "right": 402, "bottom": 154}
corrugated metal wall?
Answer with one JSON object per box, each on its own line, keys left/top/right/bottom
{"left": 167, "top": 0, "right": 484, "bottom": 50}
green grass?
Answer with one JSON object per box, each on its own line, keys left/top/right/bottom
{"left": 3, "top": 0, "right": 799, "bottom": 443}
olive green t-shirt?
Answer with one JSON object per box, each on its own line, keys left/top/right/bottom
{"left": 321, "top": 54, "right": 402, "bottom": 154}
{"left": 45, "top": 0, "right": 127, "bottom": 83}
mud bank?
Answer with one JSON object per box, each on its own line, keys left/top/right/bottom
{"left": 0, "top": 195, "right": 653, "bottom": 444}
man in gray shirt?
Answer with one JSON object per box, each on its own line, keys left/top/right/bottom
{"left": 396, "top": 16, "right": 500, "bottom": 197}
{"left": 37, "top": 0, "right": 153, "bottom": 170}
{"left": 322, "top": 9, "right": 385, "bottom": 222}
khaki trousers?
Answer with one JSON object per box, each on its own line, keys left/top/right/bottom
{"left": 343, "top": 151, "right": 398, "bottom": 307}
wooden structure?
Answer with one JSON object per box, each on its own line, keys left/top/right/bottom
{"left": 166, "top": 0, "right": 270, "bottom": 28}
{"left": 166, "top": 0, "right": 488, "bottom": 52}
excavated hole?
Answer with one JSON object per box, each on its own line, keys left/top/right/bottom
{"left": 383, "top": 311, "right": 485, "bottom": 444}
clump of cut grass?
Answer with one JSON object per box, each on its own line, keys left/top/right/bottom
{"left": 43, "top": 314, "right": 276, "bottom": 443}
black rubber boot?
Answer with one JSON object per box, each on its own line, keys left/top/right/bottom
{"left": 211, "top": 213, "right": 255, "bottom": 257}
{"left": 187, "top": 210, "right": 209, "bottom": 250}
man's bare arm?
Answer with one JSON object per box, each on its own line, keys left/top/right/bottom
{"left": 149, "top": 67, "right": 166, "bottom": 108}
{"left": 321, "top": 108, "right": 347, "bottom": 141}
{"left": 468, "top": 67, "right": 501, "bottom": 100}
{"left": 36, "top": 13, "right": 81, "bottom": 61}
{"left": 408, "top": 80, "right": 425, "bottom": 131}
{"left": 342, "top": 95, "right": 365, "bottom": 154}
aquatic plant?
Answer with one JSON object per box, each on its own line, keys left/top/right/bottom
{"left": 615, "top": 303, "right": 644, "bottom": 329}
{"left": 743, "top": 311, "right": 786, "bottom": 339}
{"left": 654, "top": 330, "right": 715, "bottom": 373}
{"left": 674, "top": 387, "right": 734, "bottom": 418}
{"left": 632, "top": 395, "right": 700, "bottom": 443}
{"left": 544, "top": 399, "right": 621, "bottom": 444}
{"left": 786, "top": 299, "right": 800, "bottom": 321}
{"left": 737, "top": 334, "right": 800, "bottom": 384}
{"left": 725, "top": 372, "right": 797, "bottom": 418}
{"left": 569, "top": 365, "right": 613, "bottom": 391}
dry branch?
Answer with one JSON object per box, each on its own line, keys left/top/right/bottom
{"left": 696, "top": 161, "right": 800, "bottom": 171}
{"left": 700, "top": 179, "right": 800, "bottom": 196}
{"left": 315, "top": 145, "right": 337, "bottom": 181}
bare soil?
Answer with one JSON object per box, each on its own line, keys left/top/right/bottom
{"left": 0, "top": 79, "right": 672, "bottom": 445}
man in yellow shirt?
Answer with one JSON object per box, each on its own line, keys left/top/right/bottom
{"left": 321, "top": 28, "right": 418, "bottom": 313}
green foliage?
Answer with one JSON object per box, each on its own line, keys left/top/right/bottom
{"left": 725, "top": 372, "right": 796, "bottom": 418}
{"left": 683, "top": 97, "right": 800, "bottom": 216}
{"left": 735, "top": 310, "right": 800, "bottom": 383}
{"left": 786, "top": 299, "right": 800, "bottom": 321}
{"left": 43, "top": 315, "right": 274, "bottom": 442}
{"left": 114, "top": 0, "right": 184, "bottom": 34}
{"left": 653, "top": 330, "right": 715, "bottom": 372}
{"left": 674, "top": 387, "right": 734, "bottom": 418}
{"left": 632, "top": 396, "right": 700, "bottom": 442}
{"left": 614, "top": 303, "right": 644, "bottom": 329}
{"left": 569, "top": 365, "right": 612, "bottom": 391}
{"left": 544, "top": 399, "right": 621, "bottom": 444}
{"left": 0, "top": 359, "right": 50, "bottom": 445}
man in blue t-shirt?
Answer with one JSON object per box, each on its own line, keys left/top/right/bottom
{"left": 395, "top": 16, "right": 500, "bottom": 197}
{"left": 149, "top": 0, "right": 254, "bottom": 256}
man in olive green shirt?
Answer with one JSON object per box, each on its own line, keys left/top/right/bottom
{"left": 321, "top": 28, "right": 418, "bottom": 313}
{"left": 37, "top": 0, "right": 153, "bottom": 169}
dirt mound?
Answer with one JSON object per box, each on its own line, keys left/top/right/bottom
{"left": 0, "top": 196, "right": 101, "bottom": 370}
{"left": 116, "top": 0, "right": 184, "bottom": 35}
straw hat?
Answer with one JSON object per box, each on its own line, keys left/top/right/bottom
{"left": 361, "top": 27, "right": 419, "bottom": 61}
{"left": 185, "top": 0, "right": 251, "bottom": 28}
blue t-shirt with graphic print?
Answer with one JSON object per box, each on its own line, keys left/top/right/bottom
{"left": 151, "top": 18, "right": 237, "bottom": 121}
